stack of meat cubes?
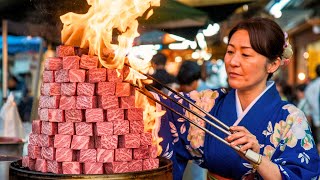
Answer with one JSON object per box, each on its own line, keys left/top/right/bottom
{"left": 22, "top": 45, "right": 159, "bottom": 174}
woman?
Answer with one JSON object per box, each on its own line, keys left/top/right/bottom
{"left": 155, "top": 18, "right": 319, "bottom": 180}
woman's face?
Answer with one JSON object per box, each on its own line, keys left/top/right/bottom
{"left": 224, "top": 30, "right": 274, "bottom": 92}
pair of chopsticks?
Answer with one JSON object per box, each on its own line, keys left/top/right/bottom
{"left": 124, "top": 63, "right": 262, "bottom": 165}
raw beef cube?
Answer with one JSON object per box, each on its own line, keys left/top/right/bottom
{"left": 107, "top": 69, "right": 123, "bottom": 82}
{"left": 140, "top": 132, "right": 152, "bottom": 146}
{"left": 114, "top": 148, "right": 132, "bottom": 162}
{"left": 48, "top": 109, "right": 65, "bottom": 122}
{"left": 71, "top": 135, "right": 94, "bottom": 150}
{"left": 96, "top": 149, "right": 114, "bottom": 163}
{"left": 61, "top": 83, "right": 77, "bottom": 96}
{"left": 55, "top": 69, "right": 69, "bottom": 83}
{"left": 32, "top": 120, "right": 42, "bottom": 134}
{"left": 47, "top": 160, "right": 62, "bottom": 174}
{"left": 122, "top": 65, "right": 130, "bottom": 80}
{"left": 42, "top": 121, "right": 58, "bottom": 135}
{"left": 115, "top": 82, "right": 132, "bottom": 97}
{"left": 56, "top": 45, "right": 75, "bottom": 57}
{"left": 39, "top": 96, "right": 60, "bottom": 109}
{"left": 22, "top": 156, "right": 36, "bottom": 170}
{"left": 38, "top": 134, "right": 54, "bottom": 147}
{"left": 41, "top": 83, "right": 61, "bottom": 96}
{"left": 94, "top": 122, "right": 113, "bottom": 136}
{"left": 95, "top": 135, "right": 117, "bottom": 149}
{"left": 69, "top": 69, "right": 86, "bottom": 82}
{"left": 149, "top": 145, "right": 158, "bottom": 159}
{"left": 126, "top": 108, "right": 143, "bottom": 121}
{"left": 118, "top": 134, "right": 140, "bottom": 148}
{"left": 62, "top": 56, "right": 80, "bottom": 69}
{"left": 35, "top": 159, "right": 47, "bottom": 173}
{"left": 62, "top": 162, "right": 82, "bottom": 174}
{"left": 54, "top": 134, "right": 72, "bottom": 148}
{"left": 104, "top": 161, "right": 128, "bottom": 174}
{"left": 56, "top": 148, "right": 75, "bottom": 162}
{"left": 28, "top": 145, "right": 41, "bottom": 159}
{"left": 43, "top": 71, "right": 55, "bottom": 83}
{"left": 75, "top": 47, "right": 89, "bottom": 57}
{"left": 65, "top": 109, "right": 83, "bottom": 122}
{"left": 98, "top": 96, "right": 118, "bottom": 109}
{"left": 41, "top": 146, "right": 55, "bottom": 160}
{"left": 78, "top": 149, "right": 96, "bottom": 162}
{"left": 96, "top": 82, "right": 115, "bottom": 96}
{"left": 85, "top": 108, "right": 104, "bottom": 122}
{"left": 143, "top": 158, "right": 159, "bottom": 170}
{"left": 133, "top": 146, "right": 149, "bottom": 160}
{"left": 29, "top": 133, "right": 39, "bottom": 146}
{"left": 106, "top": 109, "right": 124, "bottom": 122}
{"left": 119, "top": 96, "right": 135, "bottom": 109}
{"left": 83, "top": 162, "right": 103, "bottom": 174}
{"left": 128, "top": 160, "right": 143, "bottom": 172}
{"left": 113, "top": 120, "right": 129, "bottom": 135}
{"left": 88, "top": 68, "right": 107, "bottom": 83}
{"left": 45, "top": 57, "right": 62, "bottom": 71}
{"left": 38, "top": 109, "right": 49, "bottom": 121}
{"left": 77, "top": 83, "right": 95, "bottom": 96}
{"left": 76, "top": 96, "right": 97, "bottom": 109}
{"left": 129, "top": 120, "right": 144, "bottom": 134}
{"left": 60, "top": 96, "right": 76, "bottom": 110}
{"left": 75, "top": 122, "right": 93, "bottom": 136}
{"left": 80, "top": 55, "right": 98, "bottom": 69}
{"left": 58, "top": 122, "right": 75, "bottom": 135}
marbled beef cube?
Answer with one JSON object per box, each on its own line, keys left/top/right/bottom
{"left": 55, "top": 69, "right": 69, "bottom": 83}
{"left": 71, "top": 135, "right": 94, "bottom": 150}
{"left": 107, "top": 69, "right": 123, "bottom": 82}
{"left": 104, "top": 161, "right": 128, "bottom": 174}
{"left": 94, "top": 122, "right": 113, "bottom": 136}
{"left": 133, "top": 146, "right": 149, "bottom": 160}
{"left": 60, "top": 96, "right": 76, "bottom": 110}
{"left": 80, "top": 55, "right": 98, "bottom": 69}
{"left": 48, "top": 109, "right": 65, "bottom": 122}
{"left": 77, "top": 83, "right": 95, "bottom": 96}
{"left": 128, "top": 160, "right": 143, "bottom": 172}
{"left": 41, "top": 121, "right": 58, "bottom": 135}
{"left": 76, "top": 96, "right": 97, "bottom": 109}
{"left": 61, "top": 83, "right": 77, "bottom": 96}
{"left": 62, "top": 56, "right": 80, "bottom": 69}
{"left": 29, "top": 133, "right": 39, "bottom": 146}
{"left": 58, "top": 122, "right": 75, "bottom": 135}
{"left": 122, "top": 65, "right": 130, "bottom": 80}
{"left": 41, "top": 83, "right": 61, "bottom": 96}
{"left": 41, "top": 146, "right": 55, "bottom": 160}
{"left": 78, "top": 149, "right": 96, "bottom": 162}
{"left": 95, "top": 135, "right": 117, "bottom": 150}
{"left": 75, "top": 47, "right": 89, "bottom": 57}
{"left": 129, "top": 120, "right": 144, "bottom": 134}
{"left": 47, "top": 160, "right": 62, "bottom": 174}
{"left": 35, "top": 158, "right": 47, "bottom": 173}
{"left": 39, "top": 96, "right": 60, "bottom": 109}
{"left": 140, "top": 132, "right": 152, "bottom": 146}
{"left": 28, "top": 144, "right": 41, "bottom": 159}
{"left": 98, "top": 96, "right": 118, "bottom": 109}
{"left": 88, "top": 68, "right": 107, "bottom": 83}
{"left": 114, "top": 148, "right": 132, "bottom": 162}
{"left": 43, "top": 71, "right": 55, "bottom": 83}
{"left": 38, "top": 108, "right": 49, "bottom": 121}
{"left": 96, "top": 82, "right": 115, "bottom": 96}
{"left": 65, "top": 109, "right": 83, "bottom": 122}
{"left": 118, "top": 134, "right": 140, "bottom": 148}
{"left": 69, "top": 69, "right": 86, "bottom": 82}
{"left": 125, "top": 108, "right": 143, "bottom": 121}
{"left": 56, "top": 148, "right": 75, "bottom": 162}
{"left": 56, "top": 45, "right": 75, "bottom": 57}
{"left": 149, "top": 144, "right": 158, "bottom": 159}
{"left": 96, "top": 149, "right": 114, "bottom": 163}
{"left": 143, "top": 158, "right": 159, "bottom": 170}
{"left": 54, "top": 134, "right": 72, "bottom": 148}
{"left": 75, "top": 122, "right": 93, "bottom": 136}
{"left": 62, "top": 161, "right": 82, "bottom": 174}
{"left": 83, "top": 162, "right": 103, "bottom": 174}
{"left": 32, "top": 120, "right": 42, "bottom": 134}
{"left": 106, "top": 109, "right": 124, "bottom": 122}
{"left": 115, "top": 82, "right": 132, "bottom": 97}
{"left": 119, "top": 96, "right": 135, "bottom": 109}
{"left": 85, "top": 108, "right": 104, "bottom": 122}
{"left": 44, "top": 57, "right": 62, "bottom": 71}
{"left": 113, "top": 120, "right": 129, "bottom": 135}
{"left": 38, "top": 134, "right": 54, "bottom": 147}
{"left": 22, "top": 156, "right": 36, "bottom": 170}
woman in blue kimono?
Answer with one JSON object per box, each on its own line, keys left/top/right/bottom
{"left": 154, "top": 18, "right": 320, "bottom": 180}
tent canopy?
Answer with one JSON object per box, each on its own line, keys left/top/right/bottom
{"left": 0, "top": 35, "right": 42, "bottom": 54}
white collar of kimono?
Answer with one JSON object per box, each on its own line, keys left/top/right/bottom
{"left": 233, "top": 81, "right": 274, "bottom": 126}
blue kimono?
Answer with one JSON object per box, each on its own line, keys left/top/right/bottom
{"left": 157, "top": 82, "right": 320, "bottom": 180}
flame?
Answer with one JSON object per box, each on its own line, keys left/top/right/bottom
{"left": 60, "top": 0, "right": 164, "bottom": 154}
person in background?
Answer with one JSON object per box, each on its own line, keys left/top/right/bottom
{"left": 305, "top": 64, "right": 320, "bottom": 153}
{"left": 295, "top": 84, "right": 312, "bottom": 125}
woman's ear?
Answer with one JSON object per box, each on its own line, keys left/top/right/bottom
{"left": 267, "top": 57, "right": 281, "bottom": 73}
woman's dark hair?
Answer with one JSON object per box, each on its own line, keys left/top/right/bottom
{"left": 228, "top": 17, "right": 285, "bottom": 80}
{"left": 177, "top": 60, "right": 201, "bottom": 85}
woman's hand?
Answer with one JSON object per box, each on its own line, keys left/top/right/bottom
{"left": 226, "top": 126, "right": 260, "bottom": 154}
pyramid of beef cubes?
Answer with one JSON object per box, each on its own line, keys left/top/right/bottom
{"left": 22, "top": 45, "right": 159, "bottom": 174}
